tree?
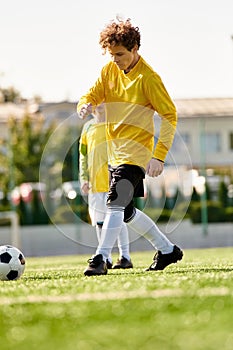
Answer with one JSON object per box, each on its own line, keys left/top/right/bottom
{"left": 0, "top": 114, "right": 55, "bottom": 198}
{"left": 205, "top": 182, "right": 212, "bottom": 200}
{"left": 0, "top": 86, "right": 21, "bottom": 103}
{"left": 218, "top": 181, "right": 228, "bottom": 208}
{"left": 191, "top": 186, "right": 200, "bottom": 202}
{"left": 0, "top": 112, "right": 84, "bottom": 210}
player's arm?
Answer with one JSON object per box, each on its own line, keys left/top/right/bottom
{"left": 81, "top": 181, "right": 90, "bottom": 194}
{"left": 146, "top": 158, "right": 164, "bottom": 177}
{"left": 78, "top": 103, "right": 93, "bottom": 120}
{"left": 79, "top": 148, "right": 90, "bottom": 193}
{"left": 79, "top": 131, "right": 89, "bottom": 192}
{"left": 77, "top": 66, "right": 107, "bottom": 119}
{"left": 145, "top": 74, "right": 177, "bottom": 162}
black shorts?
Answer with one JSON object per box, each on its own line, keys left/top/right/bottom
{"left": 107, "top": 164, "right": 145, "bottom": 222}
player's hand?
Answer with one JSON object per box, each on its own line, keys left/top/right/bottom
{"left": 79, "top": 103, "right": 92, "bottom": 119}
{"left": 146, "top": 158, "right": 164, "bottom": 177}
{"left": 81, "top": 182, "right": 90, "bottom": 194}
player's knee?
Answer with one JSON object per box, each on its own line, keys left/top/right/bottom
{"left": 124, "top": 206, "right": 136, "bottom": 223}
{"left": 108, "top": 178, "right": 134, "bottom": 207}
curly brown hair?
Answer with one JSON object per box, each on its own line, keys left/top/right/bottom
{"left": 99, "top": 18, "right": 141, "bottom": 53}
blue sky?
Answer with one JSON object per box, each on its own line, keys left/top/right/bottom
{"left": 1, "top": 0, "right": 233, "bottom": 102}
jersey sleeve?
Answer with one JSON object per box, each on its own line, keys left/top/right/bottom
{"left": 144, "top": 73, "right": 177, "bottom": 161}
{"left": 79, "top": 127, "right": 89, "bottom": 184}
{"left": 77, "top": 65, "right": 108, "bottom": 113}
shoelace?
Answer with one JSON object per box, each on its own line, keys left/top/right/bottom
{"left": 87, "top": 258, "right": 96, "bottom": 267}
{"left": 87, "top": 256, "right": 102, "bottom": 267}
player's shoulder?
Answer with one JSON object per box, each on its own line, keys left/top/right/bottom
{"left": 103, "top": 61, "right": 115, "bottom": 69}
{"left": 101, "top": 61, "right": 118, "bottom": 75}
{"left": 140, "top": 57, "right": 161, "bottom": 81}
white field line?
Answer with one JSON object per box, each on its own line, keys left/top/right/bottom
{"left": 0, "top": 287, "right": 232, "bottom": 305}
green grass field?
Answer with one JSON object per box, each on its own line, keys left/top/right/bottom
{"left": 0, "top": 247, "right": 233, "bottom": 350}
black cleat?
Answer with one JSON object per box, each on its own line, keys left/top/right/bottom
{"left": 84, "top": 254, "right": 107, "bottom": 276}
{"left": 146, "top": 245, "right": 183, "bottom": 271}
{"left": 113, "top": 256, "right": 133, "bottom": 269}
{"left": 106, "top": 259, "right": 113, "bottom": 269}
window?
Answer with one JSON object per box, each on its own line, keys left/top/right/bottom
{"left": 229, "top": 132, "right": 233, "bottom": 151}
{"left": 201, "top": 132, "right": 221, "bottom": 153}
{"left": 171, "top": 132, "right": 191, "bottom": 152}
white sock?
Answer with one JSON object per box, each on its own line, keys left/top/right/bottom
{"left": 95, "top": 224, "right": 102, "bottom": 243}
{"left": 127, "top": 208, "right": 174, "bottom": 254}
{"left": 117, "top": 223, "right": 130, "bottom": 261}
{"left": 95, "top": 223, "right": 112, "bottom": 263}
{"left": 106, "top": 256, "right": 112, "bottom": 264}
{"left": 96, "top": 208, "right": 124, "bottom": 261}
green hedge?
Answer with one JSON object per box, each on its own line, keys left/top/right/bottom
{"left": 188, "top": 201, "right": 231, "bottom": 224}
{"left": 143, "top": 201, "right": 233, "bottom": 224}
{"left": 225, "top": 207, "right": 233, "bottom": 222}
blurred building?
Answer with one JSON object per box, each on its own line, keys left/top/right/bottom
{"left": 170, "top": 97, "right": 233, "bottom": 169}
{"left": 0, "top": 102, "right": 40, "bottom": 139}
{"left": 38, "top": 101, "right": 77, "bottom": 127}
{"left": 1, "top": 97, "right": 233, "bottom": 170}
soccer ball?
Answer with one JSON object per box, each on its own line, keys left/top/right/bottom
{"left": 0, "top": 245, "right": 26, "bottom": 281}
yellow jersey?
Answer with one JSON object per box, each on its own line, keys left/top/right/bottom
{"left": 79, "top": 118, "right": 109, "bottom": 193}
{"left": 77, "top": 56, "right": 177, "bottom": 168}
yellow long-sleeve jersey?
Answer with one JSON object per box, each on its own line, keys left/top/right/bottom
{"left": 77, "top": 56, "right": 177, "bottom": 169}
{"left": 79, "top": 118, "right": 109, "bottom": 193}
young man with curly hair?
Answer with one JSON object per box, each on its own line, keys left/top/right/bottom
{"left": 77, "top": 18, "right": 183, "bottom": 276}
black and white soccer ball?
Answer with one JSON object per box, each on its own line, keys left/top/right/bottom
{"left": 0, "top": 245, "right": 26, "bottom": 281}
